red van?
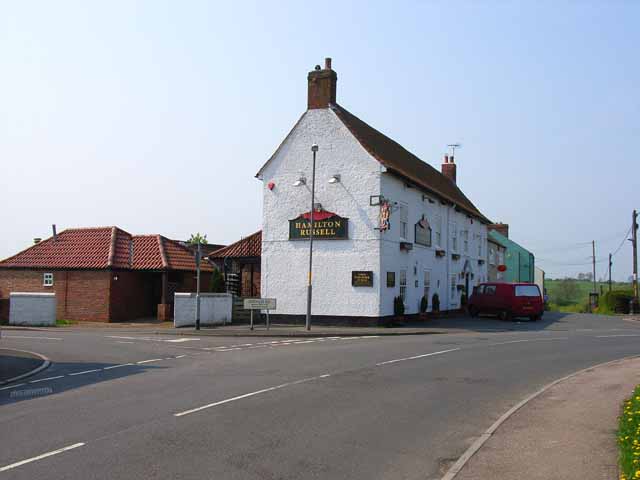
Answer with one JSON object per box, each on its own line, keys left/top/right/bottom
{"left": 468, "top": 282, "right": 544, "bottom": 321}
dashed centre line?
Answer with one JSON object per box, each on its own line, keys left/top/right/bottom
{"left": 376, "top": 348, "right": 460, "bottom": 366}
{"left": 174, "top": 374, "right": 332, "bottom": 417}
{"left": 0, "top": 443, "right": 85, "bottom": 473}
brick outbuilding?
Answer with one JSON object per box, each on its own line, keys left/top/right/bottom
{"left": 0, "top": 227, "right": 213, "bottom": 323}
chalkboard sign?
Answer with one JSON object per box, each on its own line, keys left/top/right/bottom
{"left": 352, "top": 271, "right": 373, "bottom": 287}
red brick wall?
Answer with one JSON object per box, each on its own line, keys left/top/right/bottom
{"left": 0, "top": 269, "right": 111, "bottom": 322}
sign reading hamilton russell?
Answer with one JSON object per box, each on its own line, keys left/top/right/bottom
{"left": 289, "top": 210, "right": 349, "bottom": 240}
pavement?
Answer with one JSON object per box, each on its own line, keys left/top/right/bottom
{"left": 0, "top": 312, "right": 639, "bottom": 479}
{"left": 0, "top": 348, "right": 48, "bottom": 384}
{"left": 456, "top": 356, "right": 640, "bottom": 480}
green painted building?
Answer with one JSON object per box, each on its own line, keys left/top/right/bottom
{"left": 488, "top": 230, "right": 535, "bottom": 283}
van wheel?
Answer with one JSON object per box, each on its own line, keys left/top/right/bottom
{"left": 530, "top": 314, "right": 541, "bottom": 321}
{"left": 499, "top": 310, "right": 512, "bottom": 321}
{"left": 468, "top": 306, "right": 478, "bottom": 318}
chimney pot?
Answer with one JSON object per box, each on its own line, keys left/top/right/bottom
{"left": 307, "top": 58, "right": 337, "bottom": 109}
{"left": 52, "top": 224, "right": 57, "bottom": 241}
{"left": 441, "top": 156, "right": 457, "bottom": 184}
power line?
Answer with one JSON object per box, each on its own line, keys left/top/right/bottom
{"left": 611, "top": 226, "right": 632, "bottom": 257}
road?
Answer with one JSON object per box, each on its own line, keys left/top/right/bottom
{"left": 0, "top": 313, "right": 639, "bottom": 479}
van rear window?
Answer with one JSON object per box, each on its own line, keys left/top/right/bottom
{"left": 515, "top": 285, "right": 540, "bottom": 297}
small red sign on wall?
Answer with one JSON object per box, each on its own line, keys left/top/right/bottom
{"left": 497, "top": 264, "right": 507, "bottom": 272}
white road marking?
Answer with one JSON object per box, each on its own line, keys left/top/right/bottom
{"left": 487, "top": 337, "right": 569, "bottom": 346}
{"left": 175, "top": 374, "right": 330, "bottom": 417}
{"left": 30, "top": 375, "right": 64, "bottom": 383}
{"left": 137, "top": 358, "right": 163, "bottom": 364}
{"left": 116, "top": 341, "right": 134, "bottom": 344}
{"left": 4, "top": 335, "right": 62, "bottom": 341}
{"left": 596, "top": 334, "right": 640, "bottom": 338}
{"left": 0, "top": 383, "right": 25, "bottom": 391}
{"left": 103, "top": 363, "right": 134, "bottom": 370}
{"left": 165, "top": 338, "right": 200, "bottom": 343}
{"left": 248, "top": 345, "right": 268, "bottom": 349}
{"left": 0, "top": 443, "right": 85, "bottom": 473}
{"left": 69, "top": 369, "right": 101, "bottom": 376}
{"left": 291, "top": 340, "right": 315, "bottom": 344}
{"left": 175, "top": 355, "right": 187, "bottom": 359}
{"left": 376, "top": 348, "right": 460, "bottom": 366}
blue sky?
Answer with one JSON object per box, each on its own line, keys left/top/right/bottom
{"left": 1, "top": 1, "right": 638, "bottom": 280}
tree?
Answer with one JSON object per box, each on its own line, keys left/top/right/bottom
{"left": 209, "top": 268, "right": 226, "bottom": 293}
{"left": 188, "top": 233, "right": 207, "bottom": 246}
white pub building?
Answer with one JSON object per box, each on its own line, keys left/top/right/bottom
{"left": 256, "top": 59, "right": 492, "bottom": 324}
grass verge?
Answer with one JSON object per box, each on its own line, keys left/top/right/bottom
{"left": 56, "top": 319, "right": 77, "bottom": 326}
{"left": 618, "top": 384, "right": 640, "bottom": 480}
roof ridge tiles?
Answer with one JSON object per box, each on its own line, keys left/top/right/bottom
{"left": 157, "top": 235, "right": 169, "bottom": 269}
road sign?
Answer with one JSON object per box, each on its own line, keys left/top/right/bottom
{"left": 243, "top": 298, "right": 276, "bottom": 331}
{"left": 243, "top": 298, "right": 277, "bottom": 310}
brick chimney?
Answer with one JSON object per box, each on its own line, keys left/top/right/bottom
{"left": 441, "top": 154, "right": 457, "bottom": 184}
{"left": 488, "top": 223, "right": 509, "bottom": 238}
{"left": 308, "top": 58, "right": 337, "bottom": 109}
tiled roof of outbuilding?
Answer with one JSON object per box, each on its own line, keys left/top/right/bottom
{"left": 0, "top": 227, "right": 212, "bottom": 272}
{"left": 208, "top": 231, "right": 262, "bottom": 259}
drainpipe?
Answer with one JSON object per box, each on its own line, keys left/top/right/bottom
{"left": 446, "top": 204, "right": 451, "bottom": 311}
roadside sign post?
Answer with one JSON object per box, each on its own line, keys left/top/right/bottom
{"left": 244, "top": 298, "right": 277, "bottom": 331}
{"left": 195, "top": 243, "right": 201, "bottom": 331}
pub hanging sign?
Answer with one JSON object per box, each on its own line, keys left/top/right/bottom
{"left": 289, "top": 210, "right": 349, "bottom": 240}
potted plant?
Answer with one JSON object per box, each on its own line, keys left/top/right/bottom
{"left": 431, "top": 292, "right": 440, "bottom": 313}
{"left": 419, "top": 295, "right": 429, "bottom": 320}
{"left": 386, "top": 295, "right": 405, "bottom": 327}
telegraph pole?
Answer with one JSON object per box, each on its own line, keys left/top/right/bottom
{"left": 632, "top": 209, "right": 639, "bottom": 313}
{"left": 608, "top": 253, "right": 612, "bottom": 292}
{"left": 592, "top": 240, "right": 597, "bottom": 294}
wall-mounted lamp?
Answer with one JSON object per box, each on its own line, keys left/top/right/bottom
{"left": 328, "top": 174, "right": 341, "bottom": 184}
{"left": 293, "top": 177, "right": 306, "bottom": 187}
{"left": 113, "top": 274, "right": 119, "bottom": 281}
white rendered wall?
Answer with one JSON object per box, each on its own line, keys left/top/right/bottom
{"left": 173, "top": 293, "right": 232, "bottom": 327}
{"left": 9, "top": 292, "right": 56, "bottom": 326}
{"left": 380, "top": 174, "right": 488, "bottom": 315}
{"left": 260, "top": 108, "right": 383, "bottom": 317}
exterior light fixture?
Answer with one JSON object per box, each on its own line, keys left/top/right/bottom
{"left": 293, "top": 177, "right": 306, "bottom": 187}
{"left": 328, "top": 174, "right": 341, "bottom": 184}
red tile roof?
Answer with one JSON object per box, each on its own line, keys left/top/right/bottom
{"left": 208, "top": 231, "right": 262, "bottom": 259}
{"left": 0, "top": 227, "right": 212, "bottom": 272}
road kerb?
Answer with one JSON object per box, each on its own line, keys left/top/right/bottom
{"left": 440, "top": 353, "right": 640, "bottom": 480}
{"left": 0, "top": 349, "right": 51, "bottom": 386}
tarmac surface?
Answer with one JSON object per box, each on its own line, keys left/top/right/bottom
{"left": 0, "top": 312, "right": 638, "bottom": 479}
{"left": 0, "top": 349, "right": 47, "bottom": 384}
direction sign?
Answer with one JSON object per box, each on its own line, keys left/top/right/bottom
{"left": 243, "top": 298, "right": 277, "bottom": 310}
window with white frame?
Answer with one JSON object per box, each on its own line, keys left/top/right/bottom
{"left": 399, "top": 269, "right": 407, "bottom": 302}
{"left": 434, "top": 215, "right": 442, "bottom": 246}
{"left": 414, "top": 216, "right": 432, "bottom": 247}
{"left": 477, "top": 235, "right": 483, "bottom": 257}
{"left": 451, "top": 223, "right": 458, "bottom": 252}
{"left": 450, "top": 274, "right": 457, "bottom": 301}
{"left": 423, "top": 270, "right": 431, "bottom": 301}
{"left": 399, "top": 203, "right": 408, "bottom": 241}
{"left": 43, "top": 273, "right": 54, "bottom": 286}
{"left": 462, "top": 230, "right": 469, "bottom": 254}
